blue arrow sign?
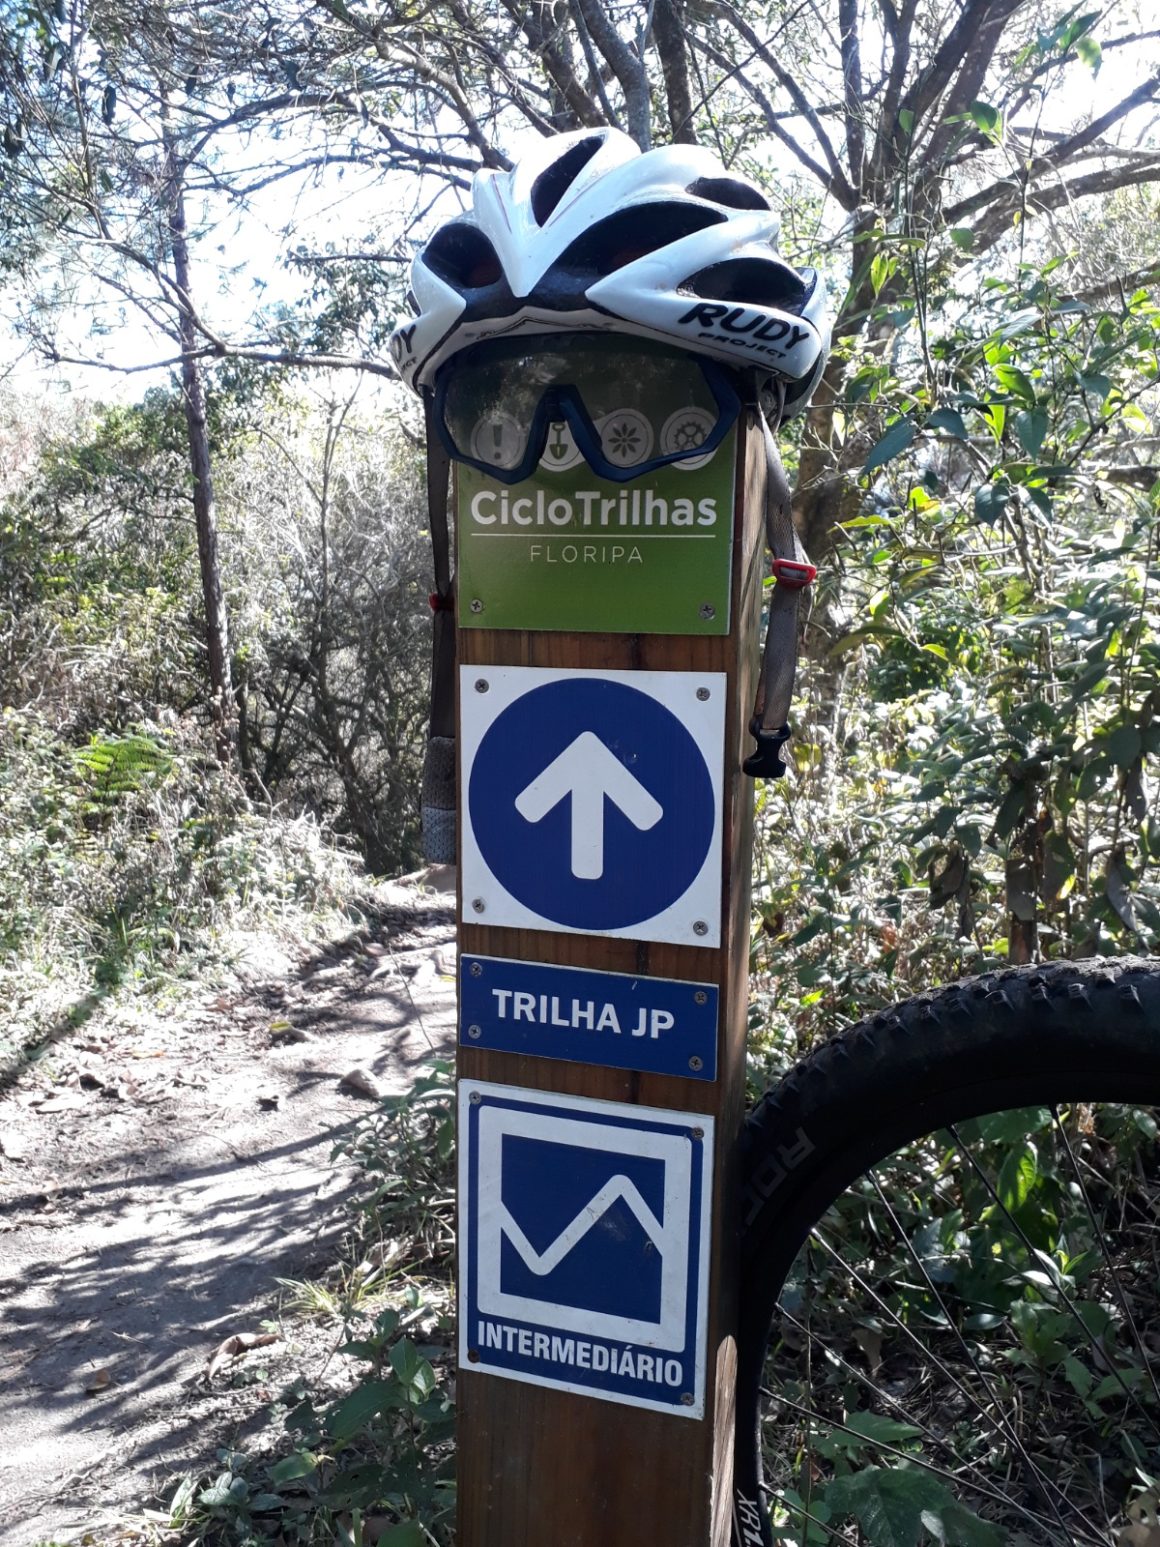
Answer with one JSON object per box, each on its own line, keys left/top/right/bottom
{"left": 463, "top": 669, "right": 723, "bottom": 939}
{"left": 514, "top": 730, "right": 663, "bottom": 880}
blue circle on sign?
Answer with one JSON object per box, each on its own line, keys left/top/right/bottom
{"left": 469, "top": 678, "right": 715, "bottom": 931}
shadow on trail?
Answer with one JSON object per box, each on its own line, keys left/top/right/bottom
{"left": 0, "top": 1114, "right": 360, "bottom": 1214}
{"left": 0, "top": 879, "right": 458, "bottom": 1540}
{"left": 0, "top": 1143, "right": 347, "bottom": 1433}
{"left": 0, "top": 988, "right": 109, "bottom": 1093}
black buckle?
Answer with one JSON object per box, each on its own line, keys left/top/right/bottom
{"left": 743, "top": 718, "right": 791, "bottom": 780}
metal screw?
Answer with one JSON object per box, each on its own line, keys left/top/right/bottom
{"left": 470, "top": 961, "right": 483, "bottom": 978}
{"left": 474, "top": 677, "right": 489, "bottom": 693}
{"left": 467, "top": 1348, "right": 480, "bottom": 1363}
{"left": 470, "top": 1092, "right": 482, "bottom": 1105}
{"left": 688, "top": 1056, "right": 703, "bottom": 1072}
{"left": 681, "top": 1393, "right": 694, "bottom": 1406}
{"left": 472, "top": 897, "right": 486, "bottom": 913}
{"left": 470, "top": 598, "right": 484, "bottom": 614}
{"left": 693, "top": 920, "right": 708, "bottom": 936}
{"left": 691, "top": 1126, "right": 704, "bottom": 1141}
{"left": 694, "top": 990, "right": 707, "bottom": 1005}
{"left": 699, "top": 603, "right": 716, "bottom": 620}
{"left": 696, "top": 686, "right": 711, "bottom": 701}
{"left": 467, "top": 1024, "right": 482, "bottom": 1039}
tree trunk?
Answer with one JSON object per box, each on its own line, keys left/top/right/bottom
{"left": 164, "top": 132, "right": 234, "bottom": 765}
{"left": 795, "top": 352, "right": 861, "bottom": 559}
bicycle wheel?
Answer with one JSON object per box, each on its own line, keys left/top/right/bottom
{"left": 734, "top": 957, "right": 1160, "bottom": 1547}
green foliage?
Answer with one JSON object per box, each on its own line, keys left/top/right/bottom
{"left": 0, "top": 380, "right": 433, "bottom": 1064}
{"left": 0, "top": 706, "right": 365, "bottom": 1072}
{"left": 764, "top": 1102, "right": 1160, "bottom": 1542}
{"left": 751, "top": 252, "right": 1160, "bottom": 1076}
{"left": 823, "top": 1467, "right": 1001, "bottom": 1546}
{"left": 336, "top": 1063, "right": 457, "bottom": 1271}
{"left": 218, "top": 386, "right": 431, "bottom": 875}
{"left": 753, "top": 232, "right": 1160, "bottom": 1543}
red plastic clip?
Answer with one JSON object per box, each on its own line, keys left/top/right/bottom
{"left": 771, "top": 557, "right": 817, "bottom": 589}
{"left": 428, "top": 591, "right": 453, "bottom": 612}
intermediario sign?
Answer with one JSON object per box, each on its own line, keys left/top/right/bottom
{"left": 459, "top": 1081, "right": 714, "bottom": 1416}
{"left": 458, "top": 422, "right": 736, "bottom": 637}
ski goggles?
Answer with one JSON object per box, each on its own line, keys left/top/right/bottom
{"left": 431, "top": 333, "right": 742, "bottom": 484}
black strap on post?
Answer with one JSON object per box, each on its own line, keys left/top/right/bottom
{"left": 420, "top": 392, "right": 457, "bottom": 862}
{"left": 742, "top": 419, "right": 815, "bottom": 780}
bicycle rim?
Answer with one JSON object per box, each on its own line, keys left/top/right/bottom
{"left": 734, "top": 958, "right": 1160, "bottom": 1547}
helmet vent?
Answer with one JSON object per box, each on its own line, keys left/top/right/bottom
{"left": 531, "top": 135, "right": 606, "bottom": 225}
{"left": 422, "top": 223, "right": 503, "bottom": 289}
{"left": 687, "top": 258, "right": 813, "bottom": 309}
{"left": 687, "top": 176, "right": 770, "bottom": 212}
{"left": 557, "top": 203, "right": 725, "bottom": 274}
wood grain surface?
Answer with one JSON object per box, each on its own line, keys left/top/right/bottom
{"left": 456, "top": 413, "right": 767, "bottom": 1547}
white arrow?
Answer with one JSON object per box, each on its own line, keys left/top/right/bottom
{"left": 514, "top": 730, "right": 663, "bottom": 880}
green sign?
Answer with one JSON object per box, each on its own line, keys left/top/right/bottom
{"left": 457, "top": 426, "right": 737, "bottom": 637}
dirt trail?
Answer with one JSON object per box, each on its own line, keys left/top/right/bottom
{"left": 0, "top": 872, "right": 457, "bottom": 1547}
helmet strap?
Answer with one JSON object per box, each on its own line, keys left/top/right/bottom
{"left": 743, "top": 413, "right": 815, "bottom": 780}
{"left": 421, "top": 389, "right": 458, "bottom": 862}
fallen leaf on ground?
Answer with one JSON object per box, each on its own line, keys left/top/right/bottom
{"left": 1120, "top": 1494, "right": 1160, "bottom": 1547}
{"left": 340, "top": 1067, "right": 384, "bottom": 1100}
{"left": 84, "top": 1367, "right": 113, "bottom": 1394}
{"left": 853, "top": 1326, "right": 884, "bottom": 1376}
{"left": 35, "top": 1092, "right": 88, "bottom": 1114}
{"left": 0, "top": 1130, "right": 28, "bottom": 1160}
{"left": 204, "top": 1331, "right": 279, "bottom": 1383}
{"left": 269, "top": 1022, "right": 313, "bottom": 1043}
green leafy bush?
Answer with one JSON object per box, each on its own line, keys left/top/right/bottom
{"left": 750, "top": 256, "right": 1160, "bottom": 1077}
{"left": 0, "top": 706, "right": 365, "bottom": 1073}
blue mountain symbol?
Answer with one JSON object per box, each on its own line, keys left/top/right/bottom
{"left": 498, "top": 1175, "right": 665, "bottom": 1322}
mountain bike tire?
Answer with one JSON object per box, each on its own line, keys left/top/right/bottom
{"left": 733, "top": 956, "right": 1160, "bottom": 1547}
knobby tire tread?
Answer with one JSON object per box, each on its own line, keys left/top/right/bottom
{"left": 732, "top": 956, "right": 1160, "bottom": 1547}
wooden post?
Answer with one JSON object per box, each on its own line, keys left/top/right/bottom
{"left": 454, "top": 395, "right": 767, "bottom": 1547}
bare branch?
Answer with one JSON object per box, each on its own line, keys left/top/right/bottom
{"left": 1006, "top": 27, "right": 1160, "bottom": 116}
{"left": 917, "top": 0, "right": 1023, "bottom": 174}
{"left": 946, "top": 72, "right": 1160, "bottom": 229}
{"left": 1062, "top": 263, "right": 1160, "bottom": 306}
{"left": 1034, "top": 70, "right": 1160, "bottom": 177}
{"left": 570, "top": 0, "right": 650, "bottom": 147}
{"left": 694, "top": 33, "right": 848, "bottom": 197}
{"left": 838, "top": 0, "right": 866, "bottom": 189}
{"left": 653, "top": 0, "right": 697, "bottom": 144}
{"left": 704, "top": 0, "right": 857, "bottom": 205}
{"left": 569, "top": 0, "right": 624, "bottom": 130}
{"left": 965, "top": 158, "right": 1160, "bottom": 254}
{"left": 899, "top": 0, "right": 1019, "bottom": 132}
{"left": 502, "top": 0, "right": 605, "bottom": 128}
{"left": 872, "top": 0, "right": 918, "bottom": 184}
{"left": 42, "top": 341, "right": 398, "bottom": 380}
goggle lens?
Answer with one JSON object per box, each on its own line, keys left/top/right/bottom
{"left": 437, "top": 337, "right": 737, "bottom": 483}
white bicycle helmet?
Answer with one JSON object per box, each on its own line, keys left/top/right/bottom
{"left": 390, "top": 128, "right": 831, "bottom": 420}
